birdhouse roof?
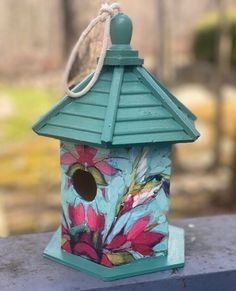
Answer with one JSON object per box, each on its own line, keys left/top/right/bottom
{"left": 33, "top": 13, "right": 199, "bottom": 147}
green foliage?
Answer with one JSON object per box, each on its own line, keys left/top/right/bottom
{"left": 0, "top": 84, "right": 58, "bottom": 145}
{"left": 193, "top": 10, "right": 236, "bottom": 66}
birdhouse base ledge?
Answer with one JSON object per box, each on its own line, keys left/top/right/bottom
{"left": 43, "top": 225, "right": 184, "bottom": 281}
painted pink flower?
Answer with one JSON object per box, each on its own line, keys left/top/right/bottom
{"left": 68, "top": 203, "right": 85, "bottom": 226}
{"left": 61, "top": 224, "right": 72, "bottom": 253}
{"left": 63, "top": 204, "right": 165, "bottom": 268}
{"left": 61, "top": 145, "right": 118, "bottom": 176}
{"left": 87, "top": 206, "right": 105, "bottom": 232}
{"left": 126, "top": 215, "right": 150, "bottom": 240}
{"left": 105, "top": 215, "right": 165, "bottom": 257}
{"left": 101, "top": 254, "right": 113, "bottom": 267}
{"left": 74, "top": 242, "right": 99, "bottom": 262}
{"left": 62, "top": 240, "right": 72, "bottom": 253}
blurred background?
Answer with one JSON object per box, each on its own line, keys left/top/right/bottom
{"left": 0, "top": 0, "right": 236, "bottom": 237}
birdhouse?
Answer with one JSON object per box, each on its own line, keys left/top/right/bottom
{"left": 33, "top": 12, "right": 199, "bottom": 281}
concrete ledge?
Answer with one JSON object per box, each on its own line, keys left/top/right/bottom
{"left": 0, "top": 215, "right": 236, "bottom": 291}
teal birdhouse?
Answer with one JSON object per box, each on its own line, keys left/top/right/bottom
{"left": 33, "top": 12, "right": 199, "bottom": 281}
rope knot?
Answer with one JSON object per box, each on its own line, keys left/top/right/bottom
{"left": 99, "top": 3, "right": 120, "bottom": 22}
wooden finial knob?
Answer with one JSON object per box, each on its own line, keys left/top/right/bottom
{"left": 110, "top": 13, "right": 133, "bottom": 45}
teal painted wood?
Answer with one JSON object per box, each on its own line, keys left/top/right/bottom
{"left": 104, "top": 14, "right": 144, "bottom": 66}
{"left": 123, "top": 70, "right": 139, "bottom": 81}
{"left": 74, "top": 92, "right": 109, "bottom": 107}
{"left": 110, "top": 12, "right": 133, "bottom": 45}
{"left": 48, "top": 114, "right": 104, "bottom": 134}
{"left": 135, "top": 67, "right": 200, "bottom": 140}
{"left": 32, "top": 72, "right": 94, "bottom": 133}
{"left": 112, "top": 131, "right": 192, "bottom": 145}
{"left": 114, "top": 119, "right": 182, "bottom": 135}
{"left": 101, "top": 66, "right": 124, "bottom": 143}
{"left": 43, "top": 225, "right": 184, "bottom": 281}
{"left": 119, "top": 93, "right": 162, "bottom": 107}
{"left": 121, "top": 81, "right": 150, "bottom": 94}
{"left": 116, "top": 106, "right": 172, "bottom": 121}
{"left": 60, "top": 103, "right": 106, "bottom": 120}
{"left": 91, "top": 80, "right": 111, "bottom": 94}
{"left": 33, "top": 65, "right": 199, "bottom": 146}
{"left": 145, "top": 69, "right": 197, "bottom": 121}
{"left": 39, "top": 125, "right": 102, "bottom": 145}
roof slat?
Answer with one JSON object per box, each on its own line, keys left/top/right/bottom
{"left": 121, "top": 82, "right": 150, "bottom": 94}
{"left": 119, "top": 94, "right": 161, "bottom": 107}
{"left": 114, "top": 119, "right": 182, "bottom": 135}
{"left": 122, "top": 71, "right": 139, "bottom": 82}
{"left": 145, "top": 70, "right": 197, "bottom": 121}
{"left": 39, "top": 125, "right": 101, "bottom": 144}
{"left": 48, "top": 113, "right": 104, "bottom": 134}
{"left": 61, "top": 103, "right": 106, "bottom": 120}
{"left": 117, "top": 106, "right": 171, "bottom": 121}
{"left": 112, "top": 131, "right": 191, "bottom": 145}
{"left": 74, "top": 92, "right": 109, "bottom": 107}
{"left": 32, "top": 72, "right": 94, "bottom": 132}
{"left": 135, "top": 67, "right": 200, "bottom": 140}
{"left": 91, "top": 80, "right": 111, "bottom": 94}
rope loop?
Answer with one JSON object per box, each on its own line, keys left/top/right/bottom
{"left": 64, "top": 2, "right": 121, "bottom": 98}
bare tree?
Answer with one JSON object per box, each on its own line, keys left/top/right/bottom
{"left": 156, "top": 0, "right": 174, "bottom": 85}
{"left": 60, "top": 0, "right": 77, "bottom": 58}
{"left": 212, "top": 0, "right": 232, "bottom": 169}
{"left": 156, "top": 0, "right": 182, "bottom": 172}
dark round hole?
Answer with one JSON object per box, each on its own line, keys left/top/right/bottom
{"left": 72, "top": 169, "right": 97, "bottom": 201}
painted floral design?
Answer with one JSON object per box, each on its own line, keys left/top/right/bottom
{"left": 62, "top": 203, "right": 165, "bottom": 267}
{"left": 61, "top": 144, "right": 118, "bottom": 188}
{"left": 60, "top": 143, "right": 171, "bottom": 267}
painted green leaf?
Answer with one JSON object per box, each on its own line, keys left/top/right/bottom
{"left": 66, "top": 163, "right": 84, "bottom": 177}
{"left": 70, "top": 224, "right": 87, "bottom": 235}
{"left": 88, "top": 166, "right": 107, "bottom": 186}
{"left": 107, "top": 251, "right": 134, "bottom": 266}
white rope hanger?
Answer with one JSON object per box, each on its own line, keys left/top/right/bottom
{"left": 64, "top": 2, "right": 121, "bottom": 98}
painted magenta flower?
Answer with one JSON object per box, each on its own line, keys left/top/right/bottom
{"left": 61, "top": 145, "right": 118, "bottom": 190}
{"left": 61, "top": 224, "right": 72, "bottom": 253}
{"left": 62, "top": 203, "right": 106, "bottom": 263}
{"left": 105, "top": 215, "right": 165, "bottom": 258}
{"left": 68, "top": 203, "right": 85, "bottom": 226}
{"left": 61, "top": 145, "right": 118, "bottom": 176}
{"left": 62, "top": 203, "right": 166, "bottom": 268}
{"left": 87, "top": 205, "right": 105, "bottom": 232}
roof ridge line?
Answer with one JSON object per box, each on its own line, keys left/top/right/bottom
{"left": 32, "top": 72, "right": 94, "bottom": 133}
{"left": 134, "top": 67, "right": 200, "bottom": 140}
{"left": 145, "top": 70, "right": 197, "bottom": 121}
{"left": 101, "top": 66, "right": 124, "bottom": 144}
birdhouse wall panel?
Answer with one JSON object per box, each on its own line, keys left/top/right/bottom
{"left": 60, "top": 141, "right": 171, "bottom": 267}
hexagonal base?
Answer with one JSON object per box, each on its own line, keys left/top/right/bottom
{"left": 43, "top": 225, "right": 184, "bottom": 281}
